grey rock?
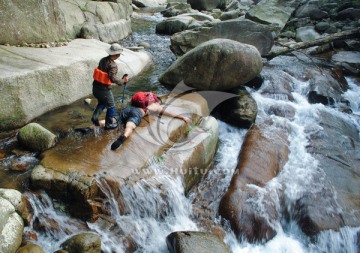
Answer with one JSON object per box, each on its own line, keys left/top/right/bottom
{"left": 160, "top": 39, "right": 263, "bottom": 90}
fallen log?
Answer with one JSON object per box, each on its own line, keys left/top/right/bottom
{"left": 264, "top": 28, "right": 360, "bottom": 60}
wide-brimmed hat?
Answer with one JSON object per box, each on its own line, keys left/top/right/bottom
{"left": 106, "top": 43, "right": 124, "bottom": 55}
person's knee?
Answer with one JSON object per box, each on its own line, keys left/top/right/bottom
{"left": 126, "top": 121, "right": 136, "bottom": 130}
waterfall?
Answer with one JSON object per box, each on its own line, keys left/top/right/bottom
{"left": 223, "top": 73, "right": 360, "bottom": 252}
{"left": 89, "top": 165, "right": 198, "bottom": 253}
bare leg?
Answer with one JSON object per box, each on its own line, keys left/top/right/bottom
{"left": 111, "top": 121, "right": 136, "bottom": 150}
{"left": 123, "top": 121, "right": 137, "bottom": 138}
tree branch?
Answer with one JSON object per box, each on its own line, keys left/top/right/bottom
{"left": 264, "top": 28, "right": 360, "bottom": 60}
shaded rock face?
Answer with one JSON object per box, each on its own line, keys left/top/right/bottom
{"left": 292, "top": 110, "right": 360, "bottom": 235}
{"left": 166, "top": 231, "right": 232, "bottom": 253}
{"left": 187, "top": 0, "right": 226, "bottom": 11}
{"left": 159, "top": 39, "right": 263, "bottom": 91}
{"left": 218, "top": 123, "right": 289, "bottom": 242}
{"left": 170, "top": 19, "right": 274, "bottom": 57}
{"left": 17, "top": 123, "right": 57, "bottom": 152}
{"left": 0, "top": 0, "right": 66, "bottom": 45}
{"left": 212, "top": 86, "right": 257, "bottom": 128}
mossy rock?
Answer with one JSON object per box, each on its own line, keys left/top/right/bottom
{"left": 17, "top": 123, "right": 57, "bottom": 152}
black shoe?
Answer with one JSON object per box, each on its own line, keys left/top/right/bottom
{"left": 91, "top": 117, "right": 100, "bottom": 126}
{"left": 105, "top": 123, "right": 118, "bottom": 130}
{"left": 111, "top": 135, "right": 126, "bottom": 150}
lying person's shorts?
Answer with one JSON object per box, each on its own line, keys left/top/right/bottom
{"left": 114, "top": 106, "right": 143, "bottom": 126}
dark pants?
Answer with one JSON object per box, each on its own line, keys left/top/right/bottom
{"left": 91, "top": 85, "right": 115, "bottom": 127}
{"left": 114, "top": 106, "right": 143, "bottom": 126}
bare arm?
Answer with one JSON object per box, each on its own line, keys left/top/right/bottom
{"left": 147, "top": 103, "right": 191, "bottom": 124}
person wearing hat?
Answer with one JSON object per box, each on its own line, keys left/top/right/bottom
{"left": 91, "top": 43, "right": 129, "bottom": 129}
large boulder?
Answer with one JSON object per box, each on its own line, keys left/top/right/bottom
{"left": 159, "top": 39, "right": 263, "bottom": 91}
{"left": 0, "top": 195, "right": 24, "bottom": 253}
{"left": 170, "top": 19, "right": 274, "bottom": 57}
{"left": 0, "top": 39, "right": 151, "bottom": 131}
{"left": 218, "top": 123, "right": 289, "bottom": 242}
{"left": 60, "top": 0, "right": 132, "bottom": 42}
{"left": 17, "top": 123, "right": 57, "bottom": 152}
{"left": 187, "top": 0, "right": 226, "bottom": 11}
{"left": 245, "top": 0, "right": 302, "bottom": 32}
{"left": 166, "top": 231, "right": 232, "bottom": 253}
{"left": 0, "top": 0, "right": 66, "bottom": 45}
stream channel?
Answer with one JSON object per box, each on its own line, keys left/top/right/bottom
{"left": 0, "top": 7, "right": 359, "bottom": 253}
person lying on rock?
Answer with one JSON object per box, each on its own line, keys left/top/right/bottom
{"left": 99, "top": 91, "right": 191, "bottom": 150}
{"left": 91, "top": 43, "right": 129, "bottom": 130}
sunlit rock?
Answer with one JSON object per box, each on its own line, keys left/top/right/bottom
{"left": 0, "top": 188, "right": 33, "bottom": 226}
{"left": 0, "top": 197, "right": 24, "bottom": 253}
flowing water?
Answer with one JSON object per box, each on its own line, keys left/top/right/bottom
{"left": 1, "top": 8, "right": 360, "bottom": 253}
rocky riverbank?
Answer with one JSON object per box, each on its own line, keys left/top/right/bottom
{"left": 0, "top": 0, "right": 360, "bottom": 252}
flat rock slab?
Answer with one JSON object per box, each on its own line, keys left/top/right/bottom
{"left": 39, "top": 93, "right": 209, "bottom": 180}
{"left": 0, "top": 39, "right": 151, "bottom": 130}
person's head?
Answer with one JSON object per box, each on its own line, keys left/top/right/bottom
{"left": 107, "top": 43, "right": 123, "bottom": 59}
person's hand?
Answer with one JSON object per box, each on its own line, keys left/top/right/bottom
{"left": 181, "top": 116, "right": 191, "bottom": 124}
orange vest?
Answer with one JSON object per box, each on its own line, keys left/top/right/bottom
{"left": 93, "top": 68, "right": 112, "bottom": 85}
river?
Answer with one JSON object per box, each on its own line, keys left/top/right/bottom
{"left": 1, "top": 7, "right": 360, "bottom": 253}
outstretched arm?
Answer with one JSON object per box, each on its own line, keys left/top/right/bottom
{"left": 147, "top": 103, "right": 191, "bottom": 124}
